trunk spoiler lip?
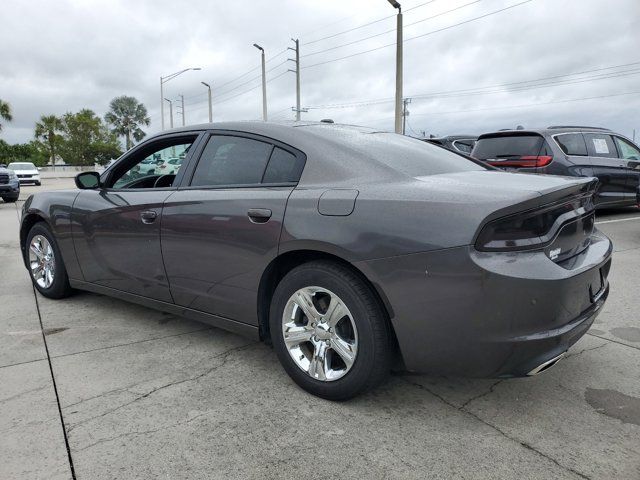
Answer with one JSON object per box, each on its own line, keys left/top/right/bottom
{"left": 472, "top": 177, "right": 598, "bottom": 247}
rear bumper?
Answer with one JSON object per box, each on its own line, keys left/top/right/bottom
{"left": 357, "top": 230, "right": 612, "bottom": 377}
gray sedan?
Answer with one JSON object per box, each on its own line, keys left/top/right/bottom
{"left": 19, "top": 122, "right": 611, "bottom": 399}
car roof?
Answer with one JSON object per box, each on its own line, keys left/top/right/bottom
{"left": 426, "top": 135, "right": 478, "bottom": 141}
{"left": 477, "top": 126, "right": 613, "bottom": 139}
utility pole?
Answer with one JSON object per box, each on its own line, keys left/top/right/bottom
{"left": 402, "top": 97, "right": 411, "bottom": 135}
{"left": 159, "top": 67, "right": 201, "bottom": 130}
{"left": 164, "top": 98, "right": 174, "bottom": 129}
{"left": 178, "top": 94, "right": 185, "bottom": 126}
{"left": 634, "top": 129, "right": 636, "bottom": 142}
{"left": 288, "top": 38, "right": 301, "bottom": 121}
{"left": 201, "top": 82, "right": 213, "bottom": 123}
{"left": 388, "top": 0, "right": 403, "bottom": 134}
{"left": 253, "top": 43, "right": 268, "bottom": 121}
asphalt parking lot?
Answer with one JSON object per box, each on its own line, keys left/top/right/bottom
{"left": 2, "top": 178, "right": 639, "bottom": 480}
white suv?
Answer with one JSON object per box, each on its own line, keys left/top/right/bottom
{"left": 8, "top": 162, "right": 41, "bottom": 186}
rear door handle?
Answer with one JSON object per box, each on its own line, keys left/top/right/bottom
{"left": 247, "top": 208, "right": 272, "bottom": 224}
{"left": 140, "top": 210, "right": 157, "bottom": 224}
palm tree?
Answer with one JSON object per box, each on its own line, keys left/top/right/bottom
{"left": 104, "top": 96, "right": 150, "bottom": 150}
{"left": 0, "top": 99, "right": 13, "bottom": 132}
{"left": 35, "top": 115, "right": 64, "bottom": 166}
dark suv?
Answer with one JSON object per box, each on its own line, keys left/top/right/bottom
{"left": 0, "top": 164, "right": 20, "bottom": 202}
{"left": 471, "top": 126, "right": 640, "bottom": 208}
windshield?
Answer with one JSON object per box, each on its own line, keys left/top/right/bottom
{"left": 8, "top": 163, "right": 37, "bottom": 170}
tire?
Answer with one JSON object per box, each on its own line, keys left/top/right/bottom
{"left": 270, "top": 261, "right": 391, "bottom": 400}
{"left": 2, "top": 196, "right": 17, "bottom": 203}
{"left": 35, "top": 182, "right": 41, "bottom": 186}
{"left": 25, "top": 223, "right": 72, "bottom": 299}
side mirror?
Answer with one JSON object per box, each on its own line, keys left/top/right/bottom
{"left": 75, "top": 171, "right": 101, "bottom": 189}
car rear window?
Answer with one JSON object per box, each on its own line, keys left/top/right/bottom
{"left": 472, "top": 135, "right": 544, "bottom": 160}
{"left": 554, "top": 133, "right": 587, "bottom": 156}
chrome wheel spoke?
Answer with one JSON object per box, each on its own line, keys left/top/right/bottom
{"left": 308, "top": 342, "right": 328, "bottom": 381}
{"left": 283, "top": 325, "right": 313, "bottom": 347}
{"left": 294, "top": 289, "right": 321, "bottom": 323}
{"left": 330, "top": 335, "right": 356, "bottom": 368}
{"left": 30, "top": 243, "right": 43, "bottom": 259}
{"left": 324, "top": 297, "right": 348, "bottom": 328}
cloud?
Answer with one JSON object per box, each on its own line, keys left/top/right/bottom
{"left": 1, "top": 0, "right": 639, "bottom": 144}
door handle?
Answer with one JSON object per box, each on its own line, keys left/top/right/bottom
{"left": 247, "top": 208, "right": 272, "bottom": 224}
{"left": 140, "top": 210, "right": 157, "bottom": 224}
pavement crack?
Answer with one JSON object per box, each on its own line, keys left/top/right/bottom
{"left": 400, "top": 377, "right": 591, "bottom": 480}
{"left": 564, "top": 342, "right": 608, "bottom": 360}
{"left": 0, "top": 384, "right": 49, "bottom": 404}
{"left": 51, "top": 327, "right": 213, "bottom": 360}
{"left": 586, "top": 332, "right": 640, "bottom": 352}
{"left": 66, "top": 342, "right": 256, "bottom": 433}
{"left": 459, "top": 380, "right": 503, "bottom": 409}
{"left": 73, "top": 411, "right": 209, "bottom": 453}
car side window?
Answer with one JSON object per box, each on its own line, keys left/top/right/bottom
{"left": 584, "top": 133, "right": 617, "bottom": 158}
{"left": 191, "top": 135, "right": 274, "bottom": 187}
{"left": 262, "top": 147, "right": 304, "bottom": 183}
{"left": 111, "top": 139, "right": 195, "bottom": 189}
{"left": 554, "top": 133, "right": 587, "bottom": 156}
{"left": 613, "top": 136, "right": 640, "bottom": 160}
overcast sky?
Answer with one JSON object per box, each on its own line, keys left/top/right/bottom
{"left": 1, "top": 0, "right": 639, "bottom": 144}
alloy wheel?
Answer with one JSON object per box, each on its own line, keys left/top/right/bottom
{"left": 29, "top": 234, "right": 55, "bottom": 289}
{"left": 282, "top": 286, "right": 358, "bottom": 381}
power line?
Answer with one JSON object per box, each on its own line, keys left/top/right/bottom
{"left": 303, "top": 0, "right": 439, "bottom": 46}
{"left": 302, "top": 0, "right": 482, "bottom": 58}
{"left": 302, "top": 0, "right": 534, "bottom": 70}
{"left": 305, "top": 61, "right": 640, "bottom": 110}
{"left": 409, "top": 90, "right": 640, "bottom": 116}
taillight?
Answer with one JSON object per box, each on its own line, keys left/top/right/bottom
{"left": 487, "top": 155, "right": 553, "bottom": 168}
{"left": 475, "top": 194, "right": 593, "bottom": 252}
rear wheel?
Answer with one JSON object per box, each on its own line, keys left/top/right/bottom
{"left": 270, "top": 261, "right": 391, "bottom": 400}
{"left": 26, "top": 223, "right": 72, "bottom": 299}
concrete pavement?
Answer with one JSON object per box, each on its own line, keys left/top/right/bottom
{"left": 1, "top": 180, "right": 639, "bottom": 479}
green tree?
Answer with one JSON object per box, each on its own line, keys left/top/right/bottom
{"left": 59, "top": 109, "right": 122, "bottom": 166}
{"left": 34, "top": 115, "right": 63, "bottom": 166}
{"left": 0, "top": 99, "right": 13, "bottom": 133}
{"left": 104, "top": 95, "right": 150, "bottom": 150}
{"left": 0, "top": 139, "right": 47, "bottom": 166}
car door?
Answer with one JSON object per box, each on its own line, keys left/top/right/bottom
{"left": 583, "top": 132, "right": 629, "bottom": 205}
{"left": 613, "top": 135, "right": 640, "bottom": 200}
{"left": 161, "top": 132, "right": 305, "bottom": 325}
{"left": 72, "top": 132, "right": 202, "bottom": 302}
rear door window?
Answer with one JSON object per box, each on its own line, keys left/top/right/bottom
{"left": 613, "top": 136, "right": 640, "bottom": 160}
{"left": 262, "top": 147, "right": 304, "bottom": 183}
{"left": 584, "top": 133, "right": 617, "bottom": 158}
{"left": 554, "top": 133, "right": 587, "bottom": 156}
{"left": 472, "top": 135, "right": 544, "bottom": 160}
{"left": 191, "top": 135, "right": 274, "bottom": 186}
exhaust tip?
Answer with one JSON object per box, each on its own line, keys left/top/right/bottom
{"left": 527, "top": 352, "right": 566, "bottom": 376}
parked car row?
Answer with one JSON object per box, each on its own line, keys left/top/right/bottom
{"left": 425, "top": 126, "right": 640, "bottom": 209}
{"left": 20, "top": 121, "right": 612, "bottom": 399}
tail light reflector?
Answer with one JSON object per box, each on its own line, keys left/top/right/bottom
{"left": 487, "top": 155, "right": 553, "bottom": 168}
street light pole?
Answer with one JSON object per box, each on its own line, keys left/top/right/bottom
{"left": 178, "top": 94, "right": 185, "bottom": 126}
{"left": 253, "top": 43, "right": 268, "bottom": 121}
{"left": 164, "top": 98, "right": 174, "bottom": 129}
{"left": 201, "top": 82, "right": 213, "bottom": 123}
{"left": 388, "top": 0, "right": 403, "bottom": 134}
{"left": 288, "top": 38, "right": 301, "bottom": 121}
{"left": 159, "top": 67, "right": 201, "bottom": 130}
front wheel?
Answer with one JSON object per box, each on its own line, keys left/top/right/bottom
{"left": 26, "top": 223, "right": 72, "bottom": 299}
{"left": 2, "top": 196, "right": 18, "bottom": 203}
{"left": 270, "top": 261, "right": 391, "bottom": 400}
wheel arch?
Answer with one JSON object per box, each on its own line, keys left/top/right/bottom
{"left": 257, "top": 248, "right": 401, "bottom": 364}
{"left": 20, "top": 212, "right": 50, "bottom": 267}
